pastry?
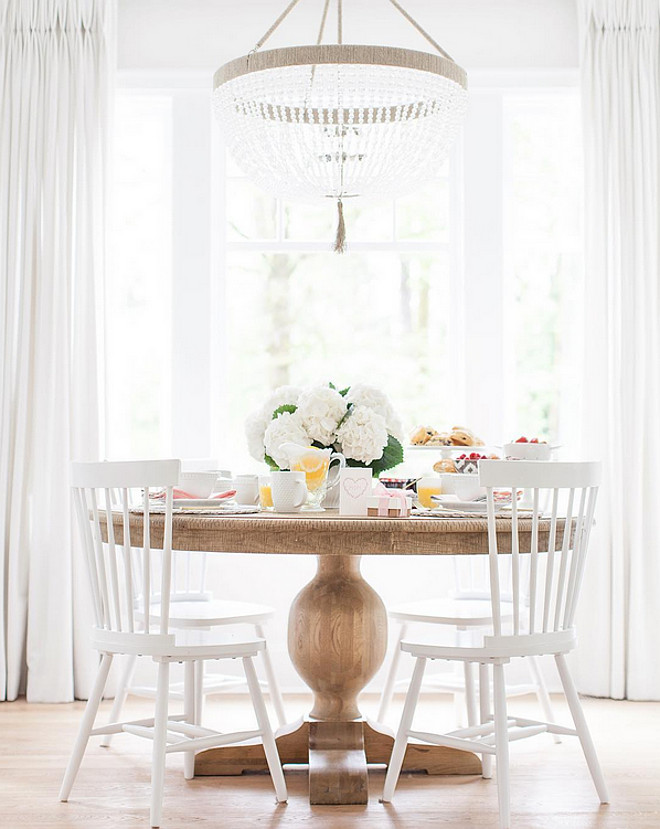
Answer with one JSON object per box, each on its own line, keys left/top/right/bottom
{"left": 449, "top": 429, "right": 475, "bottom": 446}
{"left": 410, "top": 426, "right": 437, "bottom": 445}
{"left": 433, "top": 458, "right": 457, "bottom": 474}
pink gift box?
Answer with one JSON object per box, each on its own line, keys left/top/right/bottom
{"left": 366, "top": 493, "right": 412, "bottom": 518}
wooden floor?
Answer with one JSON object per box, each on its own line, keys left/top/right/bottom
{"left": 1, "top": 691, "right": 659, "bottom": 828}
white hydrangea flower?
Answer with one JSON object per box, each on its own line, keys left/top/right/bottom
{"left": 385, "top": 413, "right": 405, "bottom": 444}
{"left": 264, "top": 411, "right": 309, "bottom": 469}
{"left": 336, "top": 404, "right": 388, "bottom": 465}
{"left": 262, "top": 385, "right": 302, "bottom": 418}
{"left": 296, "top": 386, "right": 348, "bottom": 446}
{"left": 245, "top": 409, "right": 270, "bottom": 462}
{"left": 345, "top": 383, "right": 402, "bottom": 442}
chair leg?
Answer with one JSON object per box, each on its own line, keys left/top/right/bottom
{"left": 479, "top": 662, "right": 493, "bottom": 779}
{"left": 194, "top": 660, "right": 204, "bottom": 725}
{"left": 183, "top": 661, "right": 196, "bottom": 780}
{"left": 100, "top": 653, "right": 137, "bottom": 748}
{"left": 243, "top": 656, "right": 287, "bottom": 803}
{"left": 377, "top": 622, "right": 408, "bottom": 723}
{"left": 59, "top": 653, "right": 113, "bottom": 801}
{"left": 382, "top": 656, "right": 426, "bottom": 802}
{"left": 527, "top": 654, "right": 561, "bottom": 744}
{"left": 493, "top": 663, "right": 511, "bottom": 829}
{"left": 255, "top": 623, "right": 287, "bottom": 728}
{"left": 555, "top": 653, "right": 608, "bottom": 803}
{"left": 464, "top": 661, "right": 478, "bottom": 727}
{"left": 150, "top": 661, "right": 170, "bottom": 828}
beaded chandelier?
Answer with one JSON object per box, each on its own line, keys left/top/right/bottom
{"left": 213, "top": 0, "right": 467, "bottom": 251}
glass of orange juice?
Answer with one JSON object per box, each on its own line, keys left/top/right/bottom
{"left": 288, "top": 446, "right": 346, "bottom": 511}
{"left": 416, "top": 476, "right": 443, "bottom": 509}
{"left": 258, "top": 476, "right": 273, "bottom": 510}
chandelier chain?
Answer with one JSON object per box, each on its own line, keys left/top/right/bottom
{"left": 337, "top": 0, "right": 343, "bottom": 45}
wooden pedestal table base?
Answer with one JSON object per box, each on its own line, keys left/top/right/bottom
{"left": 195, "top": 719, "right": 482, "bottom": 800}
{"left": 195, "top": 555, "right": 481, "bottom": 803}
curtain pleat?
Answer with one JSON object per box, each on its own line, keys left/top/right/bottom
{"left": 577, "top": 0, "right": 660, "bottom": 699}
{"left": 0, "top": 0, "right": 113, "bottom": 701}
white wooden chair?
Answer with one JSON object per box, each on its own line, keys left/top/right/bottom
{"left": 102, "top": 461, "right": 286, "bottom": 742}
{"left": 377, "top": 556, "right": 559, "bottom": 739}
{"left": 382, "top": 461, "right": 607, "bottom": 828}
{"left": 60, "top": 460, "right": 287, "bottom": 828}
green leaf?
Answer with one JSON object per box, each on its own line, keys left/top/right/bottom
{"left": 345, "top": 435, "right": 404, "bottom": 476}
{"left": 272, "top": 404, "right": 297, "bottom": 419}
{"left": 338, "top": 387, "right": 350, "bottom": 397}
{"left": 263, "top": 453, "right": 280, "bottom": 470}
{"left": 328, "top": 382, "right": 337, "bottom": 390}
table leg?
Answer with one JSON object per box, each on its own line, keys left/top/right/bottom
{"left": 288, "top": 555, "right": 386, "bottom": 803}
{"left": 288, "top": 555, "right": 386, "bottom": 722}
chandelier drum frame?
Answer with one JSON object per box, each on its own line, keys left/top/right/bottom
{"left": 214, "top": 44, "right": 467, "bottom": 96}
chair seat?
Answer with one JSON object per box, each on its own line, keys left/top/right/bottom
{"left": 143, "top": 599, "right": 275, "bottom": 629}
{"left": 91, "top": 626, "right": 266, "bottom": 660}
{"left": 401, "top": 627, "right": 577, "bottom": 662}
{"left": 390, "top": 597, "right": 513, "bottom": 627}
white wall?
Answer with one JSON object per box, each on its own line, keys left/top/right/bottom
{"left": 117, "top": 0, "right": 579, "bottom": 72}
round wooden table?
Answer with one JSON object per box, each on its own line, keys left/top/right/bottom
{"left": 113, "top": 510, "right": 566, "bottom": 805}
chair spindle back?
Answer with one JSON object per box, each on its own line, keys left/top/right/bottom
{"left": 71, "top": 460, "right": 181, "bottom": 637}
{"left": 478, "top": 461, "right": 601, "bottom": 640}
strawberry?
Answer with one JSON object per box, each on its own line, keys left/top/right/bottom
{"left": 530, "top": 438, "right": 539, "bottom": 443}
{"left": 515, "top": 436, "right": 528, "bottom": 443}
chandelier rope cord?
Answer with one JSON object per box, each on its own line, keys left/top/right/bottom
{"left": 387, "top": 0, "right": 455, "bottom": 61}
{"left": 250, "top": 0, "right": 455, "bottom": 57}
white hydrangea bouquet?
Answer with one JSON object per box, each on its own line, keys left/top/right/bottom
{"left": 245, "top": 383, "right": 405, "bottom": 475}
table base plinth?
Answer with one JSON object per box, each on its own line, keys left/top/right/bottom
{"left": 194, "top": 718, "right": 482, "bottom": 803}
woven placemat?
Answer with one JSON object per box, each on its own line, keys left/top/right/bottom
{"left": 131, "top": 505, "right": 260, "bottom": 516}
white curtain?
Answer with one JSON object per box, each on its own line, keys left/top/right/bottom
{"left": 0, "top": 0, "right": 113, "bottom": 701}
{"left": 577, "top": 0, "right": 660, "bottom": 699}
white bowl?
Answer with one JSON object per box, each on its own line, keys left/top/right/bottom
{"left": 178, "top": 471, "right": 218, "bottom": 498}
{"left": 440, "top": 473, "right": 485, "bottom": 501}
{"left": 503, "top": 442, "right": 551, "bottom": 461}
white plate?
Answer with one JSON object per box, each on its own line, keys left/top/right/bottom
{"left": 431, "top": 496, "right": 504, "bottom": 514}
{"left": 407, "top": 444, "right": 494, "bottom": 451}
{"left": 169, "top": 498, "right": 235, "bottom": 509}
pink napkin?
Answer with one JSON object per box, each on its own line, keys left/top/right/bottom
{"left": 151, "top": 488, "right": 236, "bottom": 501}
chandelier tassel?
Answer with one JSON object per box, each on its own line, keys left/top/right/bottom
{"left": 334, "top": 199, "right": 346, "bottom": 253}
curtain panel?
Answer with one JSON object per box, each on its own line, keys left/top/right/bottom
{"left": 0, "top": 0, "right": 113, "bottom": 701}
{"left": 577, "top": 0, "right": 660, "bottom": 699}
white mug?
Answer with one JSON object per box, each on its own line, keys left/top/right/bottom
{"left": 271, "top": 470, "right": 307, "bottom": 513}
{"left": 234, "top": 474, "right": 259, "bottom": 505}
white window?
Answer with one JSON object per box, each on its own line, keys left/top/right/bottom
{"left": 108, "top": 76, "right": 582, "bottom": 467}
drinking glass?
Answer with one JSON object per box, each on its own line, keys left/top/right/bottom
{"left": 258, "top": 476, "right": 273, "bottom": 510}
{"left": 416, "top": 476, "right": 443, "bottom": 509}
{"left": 291, "top": 447, "right": 346, "bottom": 511}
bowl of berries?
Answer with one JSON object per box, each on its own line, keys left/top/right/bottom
{"left": 504, "top": 437, "right": 552, "bottom": 461}
{"left": 454, "top": 451, "right": 492, "bottom": 474}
